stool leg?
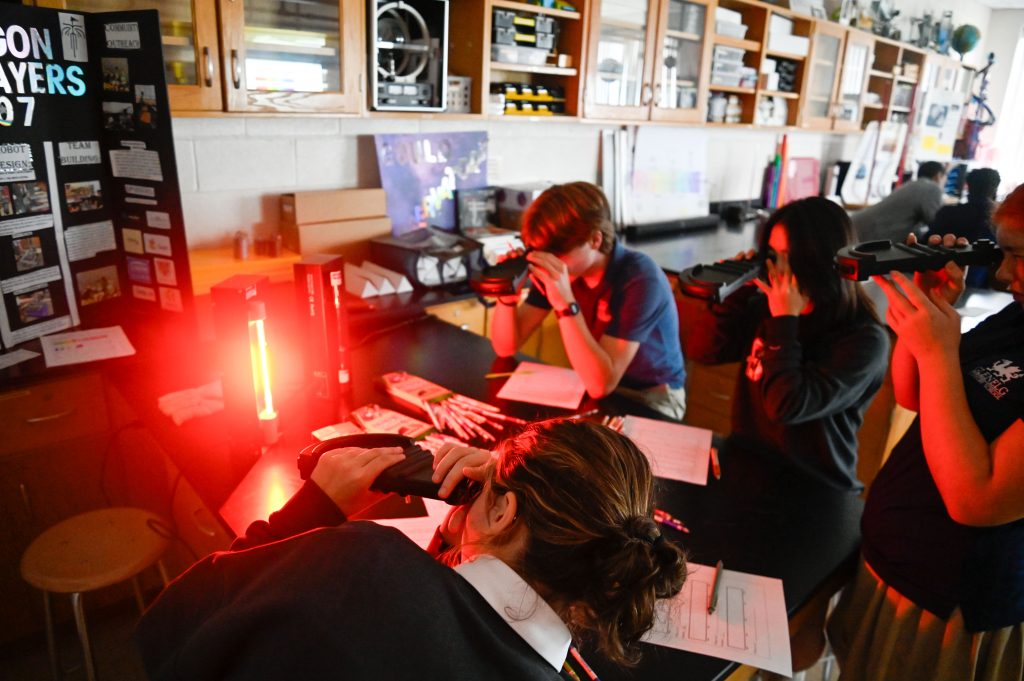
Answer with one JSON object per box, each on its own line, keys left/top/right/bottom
{"left": 131, "top": 575, "right": 146, "bottom": 614}
{"left": 70, "top": 592, "right": 96, "bottom": 681}
{"left": 42, "top": 590, "right": 62, "bottom": 681}
{"left": 157, "top": 559, "right": 169, "bottom": 587}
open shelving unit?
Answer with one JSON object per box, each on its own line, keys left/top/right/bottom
{"left": 706, "top": 0, "right": 810, "bottom": 127}
{"left": 448, "top": 0, "right": 588, "bottom": 118}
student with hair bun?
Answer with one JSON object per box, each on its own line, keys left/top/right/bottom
{"left": 137, "top": 419, "right": 688, "bottom": 680}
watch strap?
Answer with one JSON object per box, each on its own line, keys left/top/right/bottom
{"left": 555, "top": 301, "right": 581, "bottom": 319}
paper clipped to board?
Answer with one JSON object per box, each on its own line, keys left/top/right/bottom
{"left": 621, "top": 415, "right": 713, "bottom": 485}
{"left": 495, "top": 361, "right": 586, "bottom": 410}
{"left": 40, "top": 326, "right": 135, "bottom": 368}
{"left": 644, "top": 562, "right": 793, "bottom": 677}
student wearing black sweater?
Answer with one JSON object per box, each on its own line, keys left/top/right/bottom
{"left": 137, "top": 419, "right": 688, "bottom": 680}
{"left": 686, "top": 197, "right": 890, "bottom": 493}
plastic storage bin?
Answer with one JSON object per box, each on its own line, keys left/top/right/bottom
{"left": 716, "top": 21, "right": 748, "bottom": 39}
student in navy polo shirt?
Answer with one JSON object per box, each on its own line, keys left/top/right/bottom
{"left": 828, "top": 184, "right": 1024, "bottom": 680}
{"left": 490, "top": 182, "right": 687, "bottom": 420}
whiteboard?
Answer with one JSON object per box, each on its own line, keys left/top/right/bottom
{"left": 628, "top": 126, "right": 709, "bottom": 224}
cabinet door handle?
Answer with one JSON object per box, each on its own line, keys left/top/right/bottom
{"left": 19, "top": 483, "right": 33, "bottom": 524}
{"left": 641, "top": 83, "right": 654, "bottom": 106}
{"left": 231, "top": 49, "right": 242, "bottom": 89}
{"left": 203, "top": 46, "right": 214, "bottom": 87}
{"left": 25, "top": 409, "right": 74, "bottom": 424}
{"left": 653, "top": 82, "right": 662, "bottom": 107}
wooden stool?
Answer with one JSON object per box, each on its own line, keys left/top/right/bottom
{"left": 20, "top": 508, "right": 171, "bottom": 681}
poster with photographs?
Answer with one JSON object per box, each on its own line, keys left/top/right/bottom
{"left": 0, "top": 3, "right": 193, "bottom": 350}
{"left": 0, "top": 142, "right": 80, "bottom": 347}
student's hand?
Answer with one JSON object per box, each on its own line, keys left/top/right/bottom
{"left": 872, "top": 270, "right": 961, "bottom": 362}
{"left": 527, "top": 250, "right": 574, "bottom": 311}
{"left": 754, "top": 252, "right": 809, "bottom": 317}
{"left": 431, "top": 444, "right": 495, "bottom": 500}
{"left": 310, "top": 446, "right": 406, "bottom": 516}
{"left": 909, "top": 233, "right": 967, "bottom": 306}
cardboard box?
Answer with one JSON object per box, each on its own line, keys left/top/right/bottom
{"left": 282, "top": 217, "right": 393, "bottom": 259}
{"left": 280, "top": 188, "right": 387, "bottom": 227}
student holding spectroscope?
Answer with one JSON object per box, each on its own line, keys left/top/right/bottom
{"left": 827, "top": 185, "right": 1024, "bottom": 681}
{"left": 489, "top": 182, "right": 687, "bottom": 420}
{"left": 136, "top": 419, "right": 688, "bottom": 680}
{"left": 685, "top": 196, "right": 890, "bottom": 492}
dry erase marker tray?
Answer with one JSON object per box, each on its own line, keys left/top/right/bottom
{"left": 678, "top": 259, "right": 762, "bottom": 303}
{"left": 834, "top": 239, "right": 1001, "bottom": 281}
{"left": 297, "top": 433, "right": 481, "bottom": 506}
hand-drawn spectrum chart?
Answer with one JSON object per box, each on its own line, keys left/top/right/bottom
{"left": 643, "top": 563, "right": 793, "bottom": 677}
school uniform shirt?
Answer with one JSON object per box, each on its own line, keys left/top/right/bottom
{"left": 861, "top": 302, "right": 1024, "bottom": 632}
{"left": 136, "top": 481, "right": 570, "bottom": 680}
{"left": 686, "top": 287, "right": 890, "bottom": 491}
{"left": 525, "top": 240, "right": 685, "bottom": 390}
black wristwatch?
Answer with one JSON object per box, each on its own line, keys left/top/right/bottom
{"left": 555, "top": 301, "right": 580, "bottom": 319}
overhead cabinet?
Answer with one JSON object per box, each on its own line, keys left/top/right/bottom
{"left": 49, "top": 0, "right": 224, "bottom": 111}
{"left": 584, "top": 0, "right": 711, "bottom": 123}
{"left": 57, "top": 0, "right": 364, "bottom": 113}
{"left": 217, "top": 0, "right": 364, "bottom": 113}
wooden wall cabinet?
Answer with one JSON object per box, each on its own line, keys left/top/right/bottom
{"left": 796, "top": 20, "right": 844, "bottom": 130}
{"left": 583, "top": 0, "right": 710, "bottom": 123}
{"left": 43, "top": 0, "right": 224, "bottom": 111}
{"left": 55, "top": 0, "right": 364, "bottom": 113}
{"left": 831, "top": 28, "right": 873, "bottom": 132}
{"left": 861, "top": 36, "right": 926, "bottom": 129}
{"left": 217, "top": 0, "right": 364, "bottom": 113}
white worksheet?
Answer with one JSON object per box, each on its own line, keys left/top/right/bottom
{"left": 496, "top": 361, "right": 586, "bottom": 410}
{"left": 644, "top": 562, "right": 792, "bottom": 677}
{"left": 40, "top": 325, "right": 135, "bottom": 367}
{"left": 621, "top": 415, "right": 713, "bottom": 485}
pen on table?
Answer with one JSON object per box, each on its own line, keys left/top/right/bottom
{"left": 710, "top": 447, "right": 721, "bottom": 480}
{"left": 653, "top": 508, "right": 690, "bottom": 534}
{"left": 484, "top": 371, "right": 534, "bottom": 379}
{"left": 708, "top": 559, "right": 724, "bottom": 615}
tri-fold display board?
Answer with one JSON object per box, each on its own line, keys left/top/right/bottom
{"left": 0, "top": 4, "right": 191, "bottom": 350}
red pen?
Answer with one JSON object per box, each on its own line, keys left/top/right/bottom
{"left": 654, "top": 508, "right": 690, "bottom": 534}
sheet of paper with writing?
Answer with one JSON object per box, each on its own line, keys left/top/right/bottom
{"left": 621, "top": 415, "right": 713, "bottom": 485}
{"left": 495, "top": 361, "right": 586, "bottom": 410}
{"left": 644, "top": 562, "right": 792, "bottom": 677}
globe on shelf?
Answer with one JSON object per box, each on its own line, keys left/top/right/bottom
{"left": 952, "top": 25, "right": 981, "bottom": 61}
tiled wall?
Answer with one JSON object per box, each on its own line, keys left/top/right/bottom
{"left": 172, "top": 116, "right": 856, "bottom": 248}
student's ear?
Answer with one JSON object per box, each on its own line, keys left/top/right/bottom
{"left": 589, "top": 230, "right": 603, "bottom": 251}
{"left": 487, "top": 490, "right": 518, "bottom": 534}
